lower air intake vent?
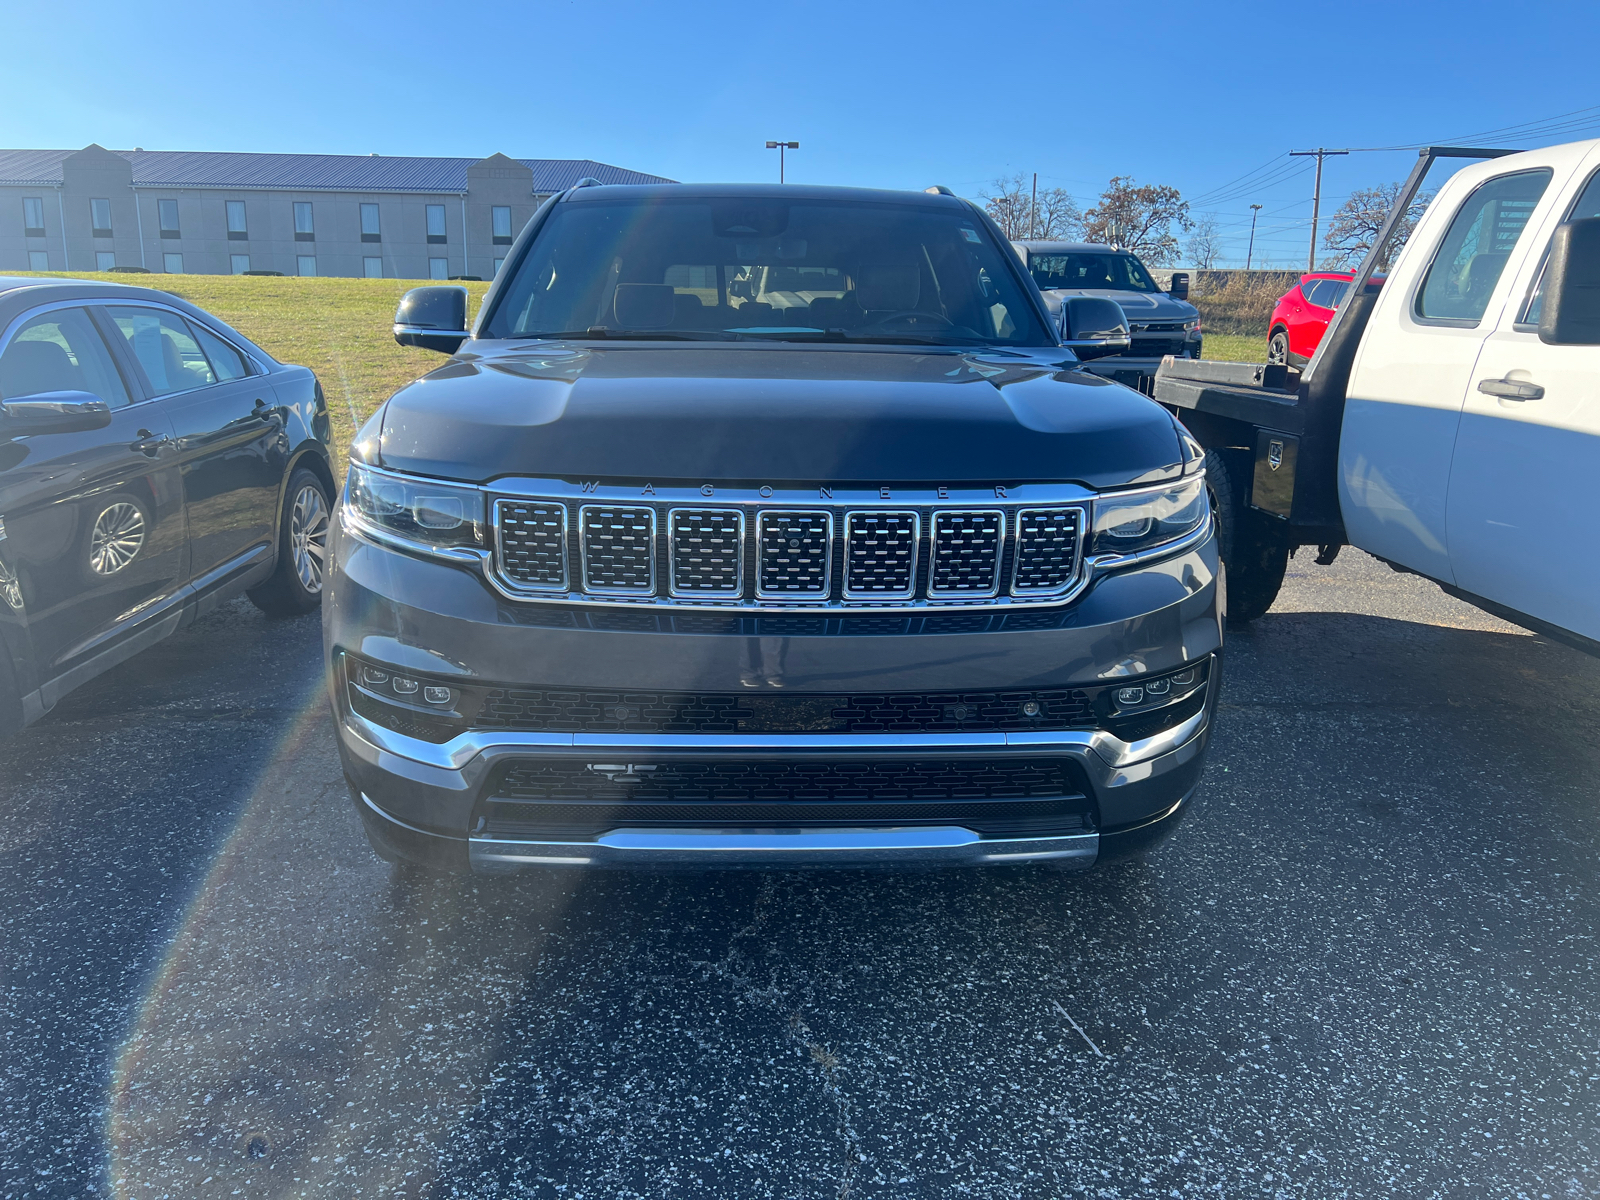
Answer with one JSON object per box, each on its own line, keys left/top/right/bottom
{"left": 580, "top": 506, "right": 655, "bottom": 593}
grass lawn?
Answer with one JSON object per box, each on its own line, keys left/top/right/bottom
{"left": 1201, "top": 332, "right": 1266, "bottom": 362}
{"left": 11, "top": 271, "right": 492, "bottom": 459}
{"left": 13, "top": 271, "right": 1272, "bottom": 453}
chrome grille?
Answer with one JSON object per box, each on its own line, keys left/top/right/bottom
{"left": 929, "top": 510, "right": 1003, "bottom": 596}
{"left": 495, "top": 501, "right": 567, "bottom": 589}
{"left": 1012, "top": 508, "right": 1081, "bottom": 594}
{"left": 579, "top": 506, "right": 655, "bottom": 593}
{"left": 669, "top": 508, "right": 743, "bottom": 597}
{"left": 757, "top": 510, "right": 832, "bottom": 598}
{"left": 844, "top": 511, "right": 918, "bottom": 599}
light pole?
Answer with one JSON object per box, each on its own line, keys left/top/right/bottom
{"left": 765, "top": 140, "right": 799, "bottom": 183}
{"left": 1246, "top": 204, "right": 1263, "bottom": 270}
{"left": 1289, "top": 147, "right": 1348, "bottom": 271}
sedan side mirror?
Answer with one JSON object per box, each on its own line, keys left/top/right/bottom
{"left": 394, "top": 286, "right": 471, "bottom": 354}
{"left": 0, "top": 391, "right": 113, "bottom": 438}
{"left": 1538, "top": 217, "right": 1600, "bottom": 346}
{"left": 1168, "top": 272, "right": 1190, "bottom": 301}
{"left": 1059, "top": 297, "right": 1130, "bottom": 360}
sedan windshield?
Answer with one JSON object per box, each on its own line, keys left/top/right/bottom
{"left": 485, "top": 195, "right": 1052, "bottom": 345}
{"left": 1029, "top": 252, "right": 1160, "bottom": 294}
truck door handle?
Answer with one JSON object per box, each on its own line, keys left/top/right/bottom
{"left": 130, "top": 428, "right": 173, "bottom": 455}
{"left": 1477, "top": 376, "right": 1544, "bottom": 401}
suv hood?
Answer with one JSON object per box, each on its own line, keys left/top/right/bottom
{"left": 1040, "top": 288, "right": 1198, "bottom": 322}
{"left": 369, "top": 342, "right": 1184, "bottom": 489}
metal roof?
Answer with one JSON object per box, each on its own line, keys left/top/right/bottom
{"left": 0, "top": 148, "right": 673, "bottom": 193}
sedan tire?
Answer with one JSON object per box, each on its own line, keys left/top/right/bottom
{"left": 248, "top": 468, "right": 331, "bottom": 617}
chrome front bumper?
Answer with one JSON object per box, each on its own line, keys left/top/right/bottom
{"left": 341, "top": 701, "right": 1212, "bottom": 872}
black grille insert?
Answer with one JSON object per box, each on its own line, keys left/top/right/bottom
{"left": 930, "top": 510, "right": 1003, "bottom": 596}
{"left": 580, "top": 506, "right": 655, "bottom": 593}
{"left": 1012, "top": 508, "right": 1081, "bottom": 594}
{"left": 496, "top": 501, "right": 568, "bottom": 589}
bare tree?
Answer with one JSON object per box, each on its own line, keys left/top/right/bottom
{"left": 1082, "top": 177, "right": 1192, "bottom": 265}
{"left": 1187, "top": 212, "right": 1223, "bottom": 269}
{"left": 1321, "top": 182, "right": 1434, "bottom": 271}
{"left": 980, "top": 173, "right": 1082, "bottom": 241}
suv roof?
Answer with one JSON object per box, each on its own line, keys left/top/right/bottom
{"left": 562, "top": 182, "right": 972, "bottom": 210}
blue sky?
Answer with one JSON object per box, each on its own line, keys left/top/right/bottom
{"left": 6, "top": 0, "right": 1600, "bottom": 266}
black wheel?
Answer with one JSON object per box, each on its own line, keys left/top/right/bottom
{"left": 1267, "top": 329, "right": 1289, "bottom": 365}
{"left": 248, "top": 467, "right": 331, "bottom": 617}
{"left": 1204, "top": 447, "right": 1287, "bottom": 627}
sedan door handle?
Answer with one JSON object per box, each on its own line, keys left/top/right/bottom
{"left": 1477, "top": 376, "right": 1544, "bottom": 401}
{"left": 130, "top": 428, "right": 173, "bottom": 455}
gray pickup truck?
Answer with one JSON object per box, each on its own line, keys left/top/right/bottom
{"left": 1012, "top": 240, "right": 1201, "bottom": 392}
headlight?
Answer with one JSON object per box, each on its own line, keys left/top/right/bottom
{"left": 1091, "top": 475, "right": 1208, "bottom": 558}
{"left": 345, "top": 463, "right": 485, "bottom": 554}
{"left": 1184, "top": 318, "right": 1201, "bottom": 334}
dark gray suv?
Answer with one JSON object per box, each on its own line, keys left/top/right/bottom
{"left": 325, "top": 183, "right": 1222, "bottom": 872}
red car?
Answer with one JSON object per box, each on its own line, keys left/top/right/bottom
{"left": 1267, "top": 272, "right": 1384, "bottom": 366}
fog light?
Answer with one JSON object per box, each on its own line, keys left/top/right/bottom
{"left": 1116, "top": 686, "right": 1144, "bottom": 706}
{"left": 1021, "top": 700, "right": 1041, "bottom": 717}
{"left": 360, "top": 665, "right": 389, "bottom": 687}
{"left": 1171, "top": 668, "right": 1196, "bottom": 687}
{"left": 423, "top": 686, "right": 453, "bottom": 706}
{"left": 392, "top": 676, "right": 419, "bottom": 695}
{"left": 1146, "top": 677, "right": 1171, "bottom": 696}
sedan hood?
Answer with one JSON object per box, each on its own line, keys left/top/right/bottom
{"left": 372, "top": 342, "right": 1183, "bottom": 489}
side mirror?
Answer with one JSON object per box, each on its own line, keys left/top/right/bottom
{"left": 1168, "top": 272, "right": 1190, "bottom": 301}
{"left": 0, "top": 391, "right": 113, "bottom": 437}
{"left": 1059, "top": 297, "right": 1130, "bottom": 361}
{"left": 1538, "top": 217, "right": 1600, "bottom": 346}
{"left": 394, "top": 286, "right": 471, "bottom": 354}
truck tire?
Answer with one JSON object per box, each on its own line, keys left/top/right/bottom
{"left": 248, "top": 468, "right": 332, "bottom": 618}
{"left": 1205, "top": 447, "right": 1287, "bottom": 626}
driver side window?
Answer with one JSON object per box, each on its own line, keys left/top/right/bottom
{"left": 0, "top": 307, "right": 131, "bottom": 406}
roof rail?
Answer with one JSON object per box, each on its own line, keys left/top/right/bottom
{"left": 573, "top": 177, "right": 604, "bottom": 189}
{"left": 924, "top": 185, "right": 955, "bottom": 196}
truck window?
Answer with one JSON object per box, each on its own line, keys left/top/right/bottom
{"left": 1517, "top": 167, "right": 1600, "bottom": 327}
{"left": 1028, "top": 252, "right": 1160, "bottom": 294}
{"left": 1415, "top": 169, "right": 1552, "bottom": 323}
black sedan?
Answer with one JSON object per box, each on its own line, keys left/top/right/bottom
{"left": 0, "top": 278, "right": 333, "bottom": 737}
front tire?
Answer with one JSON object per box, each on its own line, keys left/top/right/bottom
{"left": 1205, "top": 447, "right": 1287, "bottom": 626}
{"left": 248, "top": 467, "right": 331, "bottom": 617}
{"left": 1267, "top": 328, "right": 1289, "bottom": 365}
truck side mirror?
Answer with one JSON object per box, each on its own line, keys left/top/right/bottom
{"left": 1168, "top": 272, "right": 1190, "bottom": 301}
{"left": 1059, "top": 297, "right": 1130, "bottom": 360}
{"left": 394, "top": 286, "right": 471, "bottom": 353}
{"left": 0, "top": 391, "right": 113, "bottom": 438}
{"left": 1538, "top": 217, "right": 1600, "bottom": 346}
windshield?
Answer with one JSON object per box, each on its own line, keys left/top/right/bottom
{"left": 485, "top": 196, "right": 1052, "bottom": 345}
{"left": 1029, "top": 251, "right": 1160, "bottom": 294}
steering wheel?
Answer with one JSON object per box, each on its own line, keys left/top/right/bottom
{"left": 865, "top": 310, "right": 957, "bottom": 330}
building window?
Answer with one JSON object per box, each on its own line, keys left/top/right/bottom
{"left": 492, "top": 206, "right": 513, "bottom": 245}
{"left": 23, "top": 197, "right": 45, "bottom": 237}
{"left": 91, "top": 198, "right": 113, "bottom": 238}
{"left": 360, "top": 203, "right": 381, "bottom": 242}
{"left": 363, "top": 257, "right": 383, "bottom": 278}
{"left": 226, "top": 200, "right": 248, "bottom": 240}
{"left": 298, "top": 255, "right": 317, "bottom": 277}
{"left": 163, "top": 253, "right": 184, "bottom": 274}
{"left": 158, "top": 199, "right": 180, "bottom": 239}
{"left": 29, "top": 250, "right": 49, "bottom": 271}
{"left": 429, "top": 258, "right": 449, "bottom": 280}
{"left": 231, "top": 254, "right": 250, "bottom": 274}
{"left": 96, "top": 251, "right": 116, "bottom": 271}
{"left": 426, "top": 204, "right": 447, "bottom": 244}
{"left": 294, "top": 201, "right": 315, "bottom": 241}
{"left": 493, "top": 256, "right": 506, "bottom": 275}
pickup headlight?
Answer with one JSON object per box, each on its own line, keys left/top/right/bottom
{"left": 345, "top": 463, "right": 485, "bottom": 553}
{"left": 1091, "top": 475, "right": 1208, "bottom": 558}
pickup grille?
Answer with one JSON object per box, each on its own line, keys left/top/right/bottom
{"left": 490, "top": 493, "right": 1090, "bottom": 609}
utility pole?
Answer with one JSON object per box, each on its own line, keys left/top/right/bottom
{"left": 1246, "top": 204, "right": 1263, "bottom": 270}
{"left": 1289, "top": 148, "right": 1348, "bottom": 271}
{"left": 765, "top": 140, "right": 799, "bottom": 183}
{"left": 1030, "top": 172, "right": 1038, "bottom": 239}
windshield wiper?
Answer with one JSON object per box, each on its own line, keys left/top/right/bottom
{"left": 511, "top": 327, "right": 751, "bottom": 342}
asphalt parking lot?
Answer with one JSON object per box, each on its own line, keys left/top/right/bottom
{"left": 2, "top": 550, "right": 1597, "bottom": 1199}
